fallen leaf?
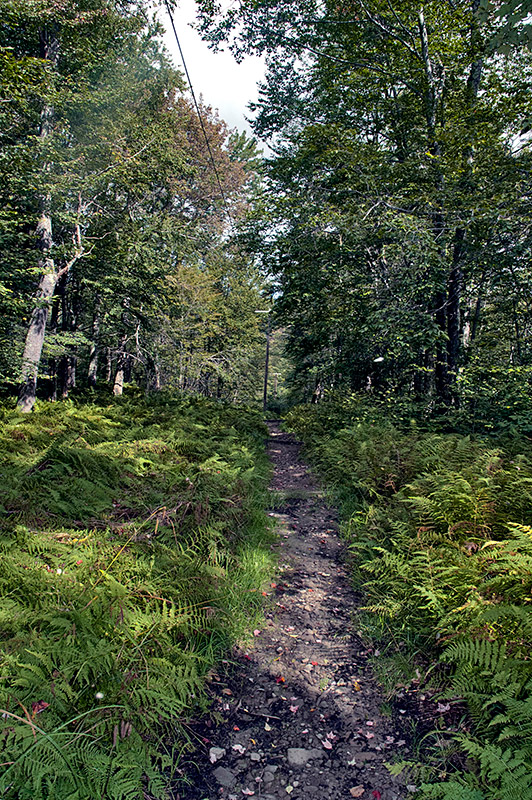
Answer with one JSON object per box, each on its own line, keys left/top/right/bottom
{"left": 285, "top": 786, "right": 294, "bottom": 795}
{"left": 232, "top": 744, "right": 246, "bottom": 754}
{"left": 233, "top": 725, "right": 240, "bottom": 731}
{"left": 276, "top": 676, "right": 285, "bottom": 684}
{"left": 289, "top": 705, "right": 299, "bottom": 713}
{"left": 321, "top": 739, "right": 333, "bottom": 749}
{"left": 372, "top": 792, "right": 382, "bottom": 800}
{"left": 326, "top": 731, "right": 336, "bottom": 740}
{"left": 221, "top": 688, "right": 232, "bottom": 696}
{"left": 311, "top": 661, "right": 318, "bottom": 666}
{"left": 31, "top": 701, "right": 50, "bottom": 716}
{"left": 352, "top": 680, "right": 361, "bottom": 691}
{"left": 242, "top": 790, "right": 255, "bottom": 796}
{"left": 350, "top": 787, "right": 365, "bottom": 798}
{"left": 253, "top": 629, "right": 261, "bottom": 636}
{"left": 264, "top": 722, "right": 272, "bottom": 731}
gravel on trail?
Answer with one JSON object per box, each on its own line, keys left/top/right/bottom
{"left": 181, "top": 422, "right": 412, "bottom": 800}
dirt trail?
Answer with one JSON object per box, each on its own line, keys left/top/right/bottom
{"left": 183, "top": 423, "right": 410, "bottom": 800}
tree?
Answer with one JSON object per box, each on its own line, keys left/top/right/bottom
{"left": 195, "top": 0, "right": 532, "bottom": 409}
{"left": 1, "top": 0, "right": 267, "bottom": 408}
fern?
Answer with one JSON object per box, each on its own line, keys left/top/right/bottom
{"left": 286, "top": 405, "right": 532, "bottom": 800}
{"left": 0, "top": 396, "right": 274, "bottom": 799}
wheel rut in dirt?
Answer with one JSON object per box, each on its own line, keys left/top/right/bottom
{"left": 183, "top": 422, "right": 410, "bottom": 800}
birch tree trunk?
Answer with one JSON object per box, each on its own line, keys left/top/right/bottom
{"left": 17, "top": 28, "right": 59, "bottom": 413}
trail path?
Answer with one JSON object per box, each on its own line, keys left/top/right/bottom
{"left": 184, "top": 423, "right": 409, "bottom": 800}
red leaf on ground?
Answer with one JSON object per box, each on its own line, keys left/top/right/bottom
{"left": 31, "top": 701, "right": 49, "bottom": 716}
{"left": 372, "top": 792, "right": 382, "bottom": 799}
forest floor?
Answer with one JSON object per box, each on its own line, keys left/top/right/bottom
{"left": 183, "top": 423, "right": 411, "bottom": 800}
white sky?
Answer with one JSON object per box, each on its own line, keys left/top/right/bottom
{"left": 160, "top": 0, "right": 266, "bottom": 136}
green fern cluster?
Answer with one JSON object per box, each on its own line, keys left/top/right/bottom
{"left": 0, "top": 395, "right": 273, "bottom": 799}
{"left": 286, "top": 404, "right": 532, "bottom": 799}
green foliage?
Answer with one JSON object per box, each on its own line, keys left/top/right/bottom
{"left": 196, "top": 0, "right": 532, "bottom": 412}
{"left": 0, "top": 395, "right": 273, "bottom": 798}
{"left": 285, "top": 403, "right": 532, "bottom": 799}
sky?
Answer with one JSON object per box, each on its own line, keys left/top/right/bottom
{"left": 160, "top": 0, "right": 266, "bottom": 137}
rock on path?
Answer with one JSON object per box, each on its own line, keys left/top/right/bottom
{"left": 181, "top": 423, "right": 410, "bottom": 800}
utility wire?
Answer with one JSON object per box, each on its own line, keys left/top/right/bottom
{"left": 163, "top": 0, "right": 234, "bottom": 227}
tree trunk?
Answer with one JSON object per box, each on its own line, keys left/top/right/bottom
{"left": 18, "top": 269, "right": 58, "bottom": 412}
{"left": 104, "top": 347, "right": 112, "bottom": 383}
{"left": 434, "top": 289, "right": 450, "bottom": 407}
{"left": 58, "top": 355, "right": 76, "bottom": 398}
{"left": 447, "top": 228, "right": 465, "bottom": 406}
{"left": 113, "top": 366, "right": 124, "bottom": 396}
{"left": 17, "top": 27, "right": 59, "bottom": 413}
{"left": 113, "top": 334, "right": 128, "bottom": 396}
{"left": 88, "top": 297, "right": 101, "bottom": 388}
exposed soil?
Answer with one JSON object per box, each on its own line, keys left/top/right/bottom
{"left": 180, "top": 423, "right": 412, "bottom": 800}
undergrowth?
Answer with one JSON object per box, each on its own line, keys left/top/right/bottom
{"left": 285, "top": 400, "right": 532, "bottom": 800}
{"left": 0, "top": 394, "right": 274, "bottom": 799}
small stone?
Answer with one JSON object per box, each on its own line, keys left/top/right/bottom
{"left": 250, "top": 752, "right": 261, "bottom": 762}
{"left": 209, "top": 746, "right": 226, "bottom": 764}
{"left": 213, "top": 766, "right": 237, "bottom": 788}
{"left": 347, "top": 750, "right": 379, "bottom": 765}
{"left": 287, "top": 748, "right": 323, "bottom": 767}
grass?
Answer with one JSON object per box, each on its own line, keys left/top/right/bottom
{"left": 0, "top": 392, "right": 275, "bottom": 799}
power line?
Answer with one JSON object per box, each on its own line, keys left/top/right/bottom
{"left": 163, "top": 0, "right": 234, "bottom": 227}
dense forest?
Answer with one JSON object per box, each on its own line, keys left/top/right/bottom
{"left": 194, "top": 0, "right": 532, "bottom": 426}
{"left": 3, "top": 0, "right": 532, "bottom": 798}
{"left": 1, "top": 0, "right": 268, "bottom": 411}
